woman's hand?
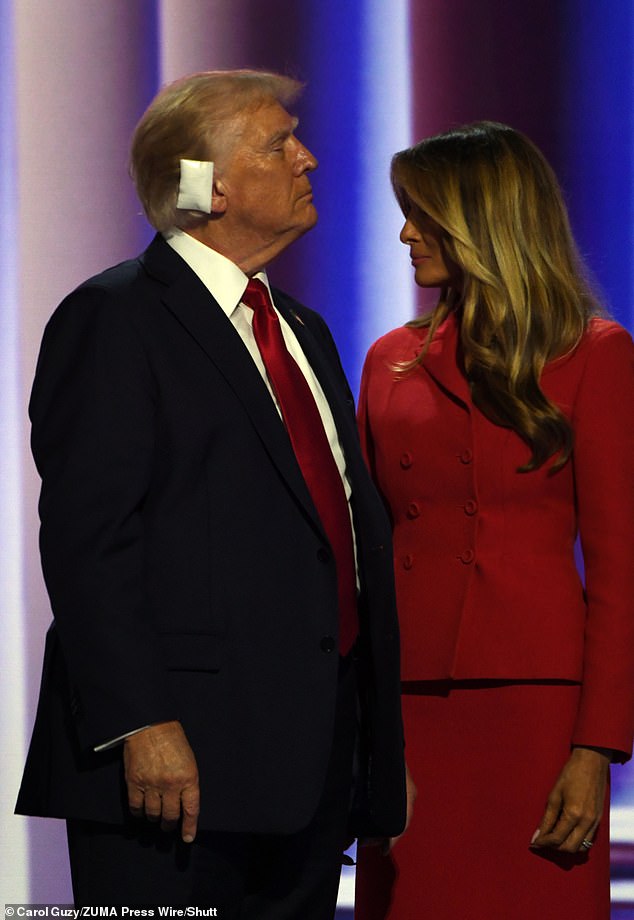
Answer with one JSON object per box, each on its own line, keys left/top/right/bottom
{"left": 388, "top": 762, "right": 418, "bottom": 851}
{"left": 358, "top": 761, "right": 418, "bottom": 855}
{"left": 530, "top": 746, "right": 610, "bottom": 853}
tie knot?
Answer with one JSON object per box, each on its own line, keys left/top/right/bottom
{"left": 243, "top": 278, "right": 271, "bottom": 313}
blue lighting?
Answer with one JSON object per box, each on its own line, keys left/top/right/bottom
{"left": 298, "top": 0, "right": 413, "bottom": 395}
{"left": 561, "top": 0, "right": 634, "bottom": 329}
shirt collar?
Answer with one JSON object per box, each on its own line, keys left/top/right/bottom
{"left": 163, "top": 227, "right": 271, "bottom": 318}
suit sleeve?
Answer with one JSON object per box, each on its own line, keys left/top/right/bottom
{"left": 30, "top": 284, "right": 179, "bottom": 751}
{"left": 570, "top": 324, "right": 634, "bottom": 761}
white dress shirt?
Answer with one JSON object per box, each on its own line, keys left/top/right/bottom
{"left": 163, "top": 227, "right": 355, "bottom": 511}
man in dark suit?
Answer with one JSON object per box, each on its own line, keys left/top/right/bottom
{"left": 16, "top": 70, "right": 405, "bottom": 916}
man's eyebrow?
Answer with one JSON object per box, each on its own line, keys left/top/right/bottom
{"left": 267, "top": 117, "right": 300, "bottom": 146}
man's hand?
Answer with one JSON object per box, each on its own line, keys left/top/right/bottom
{"left": 123, "top": 720, "right": 200, "bottom": 843}
{"left": 530, "top": 747, "right": 610, "bottom": 853}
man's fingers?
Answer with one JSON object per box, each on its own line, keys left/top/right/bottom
{"left": 127, "top": 784, "right": 199, "bottom": 840}
{"left": 180, "top": 784, "right": 200, "bottom": 843}
{"left": 160, "top": 790, "right": 184, "bottom": 832}
{"left": 127, "top": 783, "right": 145, "bottom": 817}
{"left": 122, "top": 722, "right": 200, "bottom": 839}
{"left": 143, "top": 789, "right": 163, "bottom": 821}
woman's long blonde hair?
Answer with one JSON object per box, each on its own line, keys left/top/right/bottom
{"left": 392, "top": 121, "right": 602, "bottom": 472}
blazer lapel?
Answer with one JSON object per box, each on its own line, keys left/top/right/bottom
{"left": 140, "top": 237, "right": 325, "bottom": 537}
{"left": 420, "top": 312, "right": 472, "bottom": 408}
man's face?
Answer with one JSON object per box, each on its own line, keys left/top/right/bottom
{"left": 214, "top": 100, "right": 318, "bottom": 270}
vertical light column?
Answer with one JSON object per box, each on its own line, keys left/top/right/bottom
{"left": 556, "top": 6, "right": 634, "bottom": 908}
{"left": 355, "top": 0, "right": 413, "bottom": 387}
{"left": 336, "top": 0, "right": 413, "bottom": 908}
{"left": 559, "top": 8, "right": 634, "bottom": 906}
{"left": 0, "top": 0, "right": 29, "bottom": 904}
{"left": 301, "top": 0, "right": 413, "bottom": 397}
{"left": 559, "top": 0, "right": 634, "bottom": 332}
{"left": 159, "top": 0, "right": 252, "bottom": 81}
{"left": 13, "top": 0, "right": 159, "bottom": 901}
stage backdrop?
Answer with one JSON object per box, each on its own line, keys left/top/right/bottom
{"left": 1, "top": 0, "right": 632, "bottom": 912}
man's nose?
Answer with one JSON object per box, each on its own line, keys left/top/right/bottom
{"left": 295, "top": 141, "right": 318, "bottom": 174}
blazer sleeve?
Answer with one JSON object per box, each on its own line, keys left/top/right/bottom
{"left": 30, "top": 284, "right": 179, "bottom": 751}
{"left": 570, "top": 323, "right": 634, "bottom": 761}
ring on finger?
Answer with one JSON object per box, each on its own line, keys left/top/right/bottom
{"left": 580, "top": 839, "right": 593, "bottom": 851}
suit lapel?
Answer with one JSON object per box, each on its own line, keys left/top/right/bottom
{"left": 140, "top": 237, "right": 325, "bottom": 536}
{"left": 274, "top": 295, "right": 379, "bottom": 566}
{"left": 274, "top": 293, "right": 362, "bottom": 475}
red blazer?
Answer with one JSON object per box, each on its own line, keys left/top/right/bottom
{"left": 358, "top": 313, "right": 634, "bottom": 758}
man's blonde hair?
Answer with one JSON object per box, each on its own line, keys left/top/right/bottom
{"left": 130, "top": 70, "right": 303, "bottom": 232}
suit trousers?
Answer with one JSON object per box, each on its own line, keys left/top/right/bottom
{"left": 66, "top": 653, "right": 358, "bottom": 918}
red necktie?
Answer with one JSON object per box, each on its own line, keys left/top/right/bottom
{"left": 242, "top": 278, "right": 358, "bottom": 655}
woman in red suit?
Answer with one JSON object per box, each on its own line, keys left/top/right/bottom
{"left": 354, "top": 122, "right": 634, "bottom": 919}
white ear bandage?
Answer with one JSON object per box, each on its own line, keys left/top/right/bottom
{"left": 176, "top": 159, "right": 214, "bottom": 213}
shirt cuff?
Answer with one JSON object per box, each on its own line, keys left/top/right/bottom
{"left": 94, "top": 725, "right": 152, "bottom": 752}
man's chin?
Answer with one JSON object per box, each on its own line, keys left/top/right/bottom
{"left": 290, "top": 207, "right": 318, "bottom": 239}
{"left": 306, "top": 205, "right": 318, "bottom": 228}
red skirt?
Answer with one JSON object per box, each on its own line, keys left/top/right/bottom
{"left": 355, "top": 682, "right": 610, "bottom": 920}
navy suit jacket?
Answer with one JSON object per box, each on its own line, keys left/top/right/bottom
{"left": 16, "top": 234, "right": 406, "bottom": 837}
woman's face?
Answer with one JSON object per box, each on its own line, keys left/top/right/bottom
{"left": 399, "top": 206, "right": 454, "bottom": 289}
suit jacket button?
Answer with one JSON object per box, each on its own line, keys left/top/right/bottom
{"left": 460, "top": 448, "right": 473, "bottom": 464}
{"left": 400, "top": 451, "right": 413, "bottom": 469}
{"left": 406, "top": 501, "right": 421, "bottom": 519}
{"left": 403, "top": 554, "right": 414, "bottom": 570}
{"left": 464, "top": 499, "right": 478, "bottom": 516}
{"left": 320, "top": 636, "right": 336, "bottom": 653}
{"left": 317, "top": 547, "right": 330, "bottom": 563}
{"left": 459, "top": 548, "right": 475, "bottom": 564}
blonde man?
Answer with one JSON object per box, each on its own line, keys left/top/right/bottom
{"left": 17, "top": 70, "right": 405, "bottom": 915}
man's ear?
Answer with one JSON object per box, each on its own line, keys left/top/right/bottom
{"left": 210, "top": 178, "right": 227, "bottom": 214}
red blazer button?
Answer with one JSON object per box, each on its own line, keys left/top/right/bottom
{"left": 406, "top": 501, "right": 421, "bottom": 519}
{"left": 400, "top": 452, "right": 413, "bottom": 469}
{"left": 403, "top": 554, "right": 414, "bottom": 570}
{"left": 464, "top": 499, "right": 478, "bottom": 516}
{"left": 460, "top": 448, "right": 473, "bottom": 464}
{"left": 459, "top": 548, "right": 475, "bottom": 564}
